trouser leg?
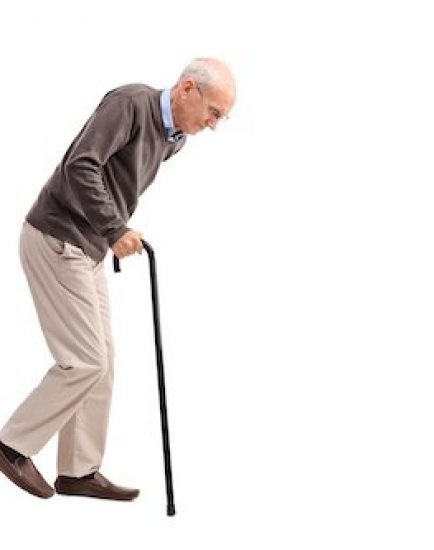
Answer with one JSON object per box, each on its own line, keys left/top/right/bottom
{"left": 0, "top": 222, "right": 110, "bottom": 464}
{"left": 56, "top": 260, "right": 115, "bottom": 477}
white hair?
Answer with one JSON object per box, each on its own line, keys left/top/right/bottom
{"left": 177, "top": 57, "right": 234, "bottom": 92}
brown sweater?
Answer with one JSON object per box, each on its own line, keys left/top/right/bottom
{"left": 25, "top": 83, "right": 187, "bottom": 263}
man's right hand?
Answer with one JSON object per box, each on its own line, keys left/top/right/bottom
{"left": 111, "top": 229, "right": 144, "bottom": 259}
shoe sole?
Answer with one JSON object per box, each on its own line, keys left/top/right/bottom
{"left": 55, "top": 487, "right": 139, "bottom": 501}
{"left": 0, "top": 449, "right": 54, "bottom": 498}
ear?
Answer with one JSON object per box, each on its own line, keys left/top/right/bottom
{"left": 181, "top": 78, "right": 195, "bottom": 98}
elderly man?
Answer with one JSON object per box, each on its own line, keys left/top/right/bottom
{"left": 0, "top": 57, "right": 236, "bottom": 500}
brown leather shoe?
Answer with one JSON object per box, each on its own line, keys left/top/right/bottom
{"left": 54, "top": 471, "right": 140, "bottom": 501}
{"left": 0, "top": 445, "right": 55, "bottom": 498}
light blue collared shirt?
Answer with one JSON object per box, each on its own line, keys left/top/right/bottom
{"left": 160, "top": 88, "right": 184, "bottom": 142}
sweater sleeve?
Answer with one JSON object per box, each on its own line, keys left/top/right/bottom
{"left": 63, "top": 94, "right": 133, "bottom": 246}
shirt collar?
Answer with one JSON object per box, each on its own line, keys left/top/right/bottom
{"left": 160, "top": 88, "right": 184, "bottom": 142}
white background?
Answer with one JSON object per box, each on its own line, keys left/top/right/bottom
{"left": 0, "top": 1, "right": 433, "bottom": 548}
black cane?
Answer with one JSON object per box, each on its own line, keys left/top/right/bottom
{"left": 112, "top": 239, "right": 176, "bottom": 516}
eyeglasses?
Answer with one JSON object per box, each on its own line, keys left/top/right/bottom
{"left": 195, "top": 82, "right": 230, "bottom": 123}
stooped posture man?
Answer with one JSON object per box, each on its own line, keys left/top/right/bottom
{"left": 0, "top": 57, "right": 236, "bottom": 500}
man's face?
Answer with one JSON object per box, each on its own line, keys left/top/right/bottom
{"left": 174, "top": 78, "right": 235, "bottom": 135}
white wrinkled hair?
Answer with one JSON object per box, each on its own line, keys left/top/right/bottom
{"left": 177, "top": 57, "right": 231, "bottom": 91}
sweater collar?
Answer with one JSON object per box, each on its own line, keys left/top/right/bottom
{"left": 148, "top": 88, "right": 184, "bottom": 144}
{"left": 159, "top": 88, "right": 184, "bottom": 142}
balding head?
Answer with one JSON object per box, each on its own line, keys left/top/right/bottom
{"left": 177, "top": 57, "right": 236, "bottom": 98}
{"left": 170, "top": 57, "right": 236, "bottom": 135}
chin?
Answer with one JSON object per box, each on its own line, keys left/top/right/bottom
{"left": 189, "top": 123, "right": 205, "bottom": 134}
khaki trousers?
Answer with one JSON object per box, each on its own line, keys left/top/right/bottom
{"left": 0, "top": 221, "right": 114, "bottom": 477}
